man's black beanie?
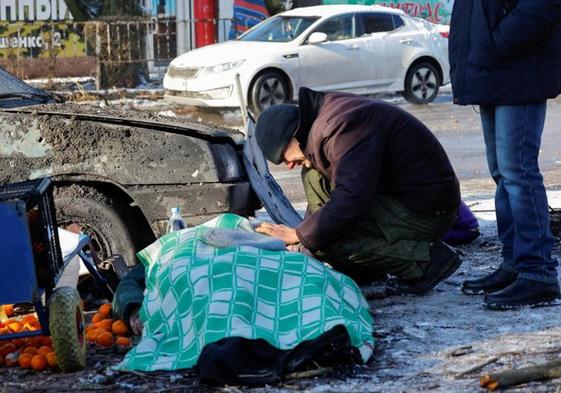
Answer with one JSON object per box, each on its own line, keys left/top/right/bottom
{"left": 254, "top": 104, "right": 299, "bottom": 165}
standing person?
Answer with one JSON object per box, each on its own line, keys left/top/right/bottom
{"left": 449, "top": 0, "right": 561, "bottom": 309}
{"left": 255, "top": 87, "right": 462, "bottom": 295}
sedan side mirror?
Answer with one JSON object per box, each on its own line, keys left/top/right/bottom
{"left": 307, "top": 32, "right": 327, "bottom": 45}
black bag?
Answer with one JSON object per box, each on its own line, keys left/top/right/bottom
{"left": 195, "top": 325, "right": 361, "bottom": 387}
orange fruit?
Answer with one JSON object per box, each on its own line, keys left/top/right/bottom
{"left": 7, "top": 321, "right": 22, "bottom": 333}
{"left": 23, "top": 320, "right": 40, "bottom": 332}
{"left": 86, "top": 328, "right": 104, "bottom": 342}
{"left": 98, "top": 303, "right": 112, "bottom": 318}
{"left": 93, "top": 319, "right": 113, "bottom": 332}
{"left": 23, "top": 346, "right": 38, "bottom": 355}
{"left": 0, "top": 327, "right": 9, "bottom": 336}
{"left": 111, "top": 320, "right": 129, "bottom": 336}
{"left": 46, "top": 352, "right": 57, "bottom": 368}
{"left": 18, "top": 353, "right": 33, "bottom": 369}
{"left": 30, "top": 354, "right": 47, "bottom": 371}
{"left": 115, "top": 336, "right": 131, "bottom": 347}
{"left": 5, "top": 352, "right": 19, "bottom": 367}
{"left": 25, "top": 337, "right": 42, "bottom": 348}
{"left": 91, "top": 313, "right": 104, "bottom": 324}
{"left": 0, "top": 343, "right": 16, "bottom": 356}
{"left": 39, "top": 336, "right": 52, "bottom": 347}
{"left": 21, "top": 314, "right": 37, "bottom": 324}
{"left": 2, "top": 305, "right": 14, "bottom": 318}
{"left": 37, "top": 346, "right": 52, "bottom": 355}
{"left": 12, "top": 339, "right": 25, "bottom": 348}
{"left": 95, "top": 331, "right": 113, "bottom": 347}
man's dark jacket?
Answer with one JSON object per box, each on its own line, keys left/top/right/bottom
{"left": 294, "top": 88, "right": 460, "bottom": 252}
{"left": 449, "top": 0, "right": 561, "bottom": 105}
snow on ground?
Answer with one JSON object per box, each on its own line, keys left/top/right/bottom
{"left": 250, "top": 191, "right": 561, "bottom": 392}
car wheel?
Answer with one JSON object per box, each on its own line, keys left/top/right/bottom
{"left": 54, "top": 185, "right": 140, "bottom": 267}
{"left": 249, "top": 71, "right": 290, "bottom": 116}
{"left": 403, "top": 62, "right": 441, "bottom": 105}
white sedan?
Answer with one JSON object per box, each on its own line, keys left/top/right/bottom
{"left": 163, "top": 5, "right": 450, "bottom": 115}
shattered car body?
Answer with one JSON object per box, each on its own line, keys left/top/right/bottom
{"left": 0, "top": 68, "right": 258, "bottom": 265}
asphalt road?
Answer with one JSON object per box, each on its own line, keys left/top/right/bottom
{"left": 153, "top": 87, "right": 561, "bottom": 205}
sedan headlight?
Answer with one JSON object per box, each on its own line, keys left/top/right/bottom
{"left": 203, "top": 60, "right": 245, "bottom": 74}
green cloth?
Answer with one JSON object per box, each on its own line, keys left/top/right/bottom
{"left": 117, "top": 213, "right": 374, "bottom": 371}
{"left": 302, "top": 168, "right": 456, "bottom": 282}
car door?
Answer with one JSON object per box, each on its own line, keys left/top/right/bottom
{"left": 356, "top": 12, "right": 405, "bottom": 88}
{"left": 377, "top": 14, "right": 419, "bottom": 83}
{"left": 297, "top": 13, "right": 369, "bottom": 91}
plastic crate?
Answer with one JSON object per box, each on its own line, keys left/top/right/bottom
{"left": 0, "top": 177, "right": 64, "bottom": 294}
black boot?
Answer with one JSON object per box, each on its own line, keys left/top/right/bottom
{"left": 386, "top": 241, "right": 461, "bottom": 295}
{"left": 462, "top": 269, "right": 517, "bottom": 295}
{"left": 484, "top": 278, "right": 561, "bottom": 310}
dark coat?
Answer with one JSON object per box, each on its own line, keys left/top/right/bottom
{"left": 449, "top": 0, "right": 561, "bottom": 105}
{"left": 294, "top": 88, "right": 460, "bottom": 252}
{"left": 112, "top": 264, "right": 145, "bottom": 325}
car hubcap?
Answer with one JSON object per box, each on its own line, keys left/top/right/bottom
{"left": 258, "top": 77, "right": 286, "bottom": 109}
{"left": 411, "top": 67, "right": 437, "bottom": 101}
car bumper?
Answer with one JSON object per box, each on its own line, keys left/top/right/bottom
{"left": 163, "top": 72, "right": 242, "bottom": 108}
{"left": 127, "top": 181, "right": 260, "bottom": 237}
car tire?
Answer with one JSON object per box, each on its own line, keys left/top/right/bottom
{"left": 403, "top": 62, "right": 441, "bottom": 105}
{"left": 54, "top": 185, "right": 140, "bottom": 267}
{"left": 249, "top": 71, "right": 290, "bottom": 117}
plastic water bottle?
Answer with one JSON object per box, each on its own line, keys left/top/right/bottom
{"left": 167, "top": 207, "right": 186, "bottom": 233}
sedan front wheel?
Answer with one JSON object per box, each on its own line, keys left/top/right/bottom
{"left": 403, "top": 62, "right": 441, "bottom": 105}
{"left": 249, "top": 71, "right": 290, "bottom": 117}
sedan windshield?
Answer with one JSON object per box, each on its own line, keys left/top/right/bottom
{"left": 239, "top": 16, "right": 319, "bottom": 42}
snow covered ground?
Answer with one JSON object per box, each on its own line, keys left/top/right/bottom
{"left": 249, "top": 191, "right": 561, "bottom": 392}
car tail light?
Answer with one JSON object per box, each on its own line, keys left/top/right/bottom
{"left": 439, "top": 31, "right": 449, "bottom": 38}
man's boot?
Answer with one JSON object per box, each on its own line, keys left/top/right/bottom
{"left": 462, "top": 269, "right": 517, "bottom": 295}
{"left": 386, "top": 241, "right": 461, "bottom": 295}
{"left": 484, "top": 278, "right": 561, "bottom": 310}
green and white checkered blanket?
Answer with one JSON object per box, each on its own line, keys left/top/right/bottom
{"left": 118, "top": 213, "right": 374, "bottom": 371}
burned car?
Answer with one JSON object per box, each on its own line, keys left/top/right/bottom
{"left": 0, "top": 68, "right": 259, "bottom": 266}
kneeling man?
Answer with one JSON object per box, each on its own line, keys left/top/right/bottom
{"left": 255, "top": 87, "right": 461, "bottom": 294}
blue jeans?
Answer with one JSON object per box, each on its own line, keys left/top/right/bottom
{"left": 480, "top": 102, "right": 558, "bottom": 284}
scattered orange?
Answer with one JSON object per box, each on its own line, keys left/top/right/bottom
{"left": 30, "top": 354, "right": 47, "bottom": 371}
{"left": 95, "top": 331, "right": 113, "bottom": 347}
{"left": 46, "top": 352, "right": 57, "bottom": 368}
{"left": 25, "top": 337, "right": 42, "bottom": 348}
{"left": 0, "top": 343, "right": 16, "bottom": 356}
{"left": 115, "top": 336, "right": 131, "bottom": 347}
{"left": 2, "top": 305, "right": 14, "bottom": 317}
{"left": 91, "top": 313, "right": 104, "bottom": 324}
{"left": 111, "top": 320, "right": 129, "bottom": 336}
{"left": 93, "top": 319, "right": 113, "bottom": 332}
{"left": 86, "top": 328, "right": 105, "bottom": 342}
{"left": 23, "top": 346, "right": 38, "bottom": 355}
{"left": 39, "top": 336, "right": 52, "bottom": 347}
{"left": 12, "top": 339, "right": 25, "bottom": 348}
{"left": 98, "top": 303, "right": 112, "bottom": 318}
{"left": 37, "top": 346, "right": 52, "bottom": 355}
{"left": 18, "top": 353, "right": 33, "bottom": 368}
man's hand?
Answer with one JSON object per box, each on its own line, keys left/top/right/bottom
{"left": 256, "top": 223, "right": 300, "bottom": 245}
{"left": 129, "top": 307, "right": 144, "bottom": 336}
